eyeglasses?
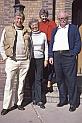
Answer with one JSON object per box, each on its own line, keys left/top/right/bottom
{"left": 58, "top": 17, "right": 68, "bottom": 21}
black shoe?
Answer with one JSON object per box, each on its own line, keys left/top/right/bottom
{"left": 37, "top": 102, "right": 45, "bottom": 109}
{"left": 40, "top": 104, "right": 45, "bottom": 109}
{"left": 14, "top": 104, "right": 18, "bottom": 108}
{"left": 32, "top": 100, "right": 37, "bottom": 105}
{"left": 69, "top": 105, "right": 76, "bottom": 112}
{"left": 9, "top": 104, "right": 18, "bottom": 111}
{"left": 47, "top": 87, "right": 53, "bottom": 93}
{"left": 18, "top": 105, "right": 25, "bottom": 110}
{"left": 57, "top": 101, "right": 68, "bottom": 107}
{"left": 1, "top": 109, "right": 9, "bottom": 115}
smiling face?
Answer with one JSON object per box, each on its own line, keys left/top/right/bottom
{"left": 14, "top": 14, "right": 24, "bottom": 28}
{"left": 58, "top": 11, "right": 69, "bottom": 28}
{"left": 39, "top": 9, "right": 48, "bottom": 22}
{"left": 30, "top": 21, "right": 39, "bottom": 32}
{"left": 40, "top": 14, "right": 48, "bottom": 22}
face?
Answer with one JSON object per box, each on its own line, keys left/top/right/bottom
{"left": 40, "top": 14, "right": 48, "bottom": 22}
{"left": 58, "top": 12, "right": 68, "bottom": 27}
{"left": 14, "top": 15, "right": 24, "bottom": 28}
{"left": 30, "top": 22, "right": 39, "bottom": 32}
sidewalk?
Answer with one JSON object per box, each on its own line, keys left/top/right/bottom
{"left": 0, "top": 100, "right": 82, "bottom": 123}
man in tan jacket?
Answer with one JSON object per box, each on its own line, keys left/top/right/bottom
{"left": 0, "top": 4, "right": 31, "bottom": 115}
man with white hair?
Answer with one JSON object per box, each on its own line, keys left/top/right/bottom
{"left": 49, "top": 10, "right": 81, "bottom": 112}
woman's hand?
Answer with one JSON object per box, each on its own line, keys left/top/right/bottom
{"left": 44, "top": 60, "right": 48, "bottom": 67}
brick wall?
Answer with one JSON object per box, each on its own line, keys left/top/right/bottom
{"left": 20, "top": 0, "right": 42, "bottom": 27}
{"left": 0, "top": 0, "right": 15, "bottom": 36}
{"left": 0, "top": 1, "right": 4, "bottom": 37}
{"left": 42, "top": 0, "right": 53, "bottom": 19}
{"left": 0, "top": 0, "right": 15, "bottom": 100}
{"left": 0, "top": 0, "right": 4, "bottom": 100}
{"left": 55, "top": 0, "right": 73, "bottom": 24}
{"left": 20, "top": 0, "right": 53, "bottom": 27}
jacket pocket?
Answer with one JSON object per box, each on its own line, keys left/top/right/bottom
{"left": 4, "top": 45, "right": 10, "bottom": 50}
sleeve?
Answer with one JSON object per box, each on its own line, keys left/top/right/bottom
{"left": 48, "top": 28, "right": 57, "bottom": 58}
{"left": 0, "top": 29, "right": 8, "bottom": 60}
{"left": 71, "top": 26, "right": 81, "bottom": 55}
{"left": 51, "top": 21, "right": 57, "bottom": 28}
{"left": 44, "top": 33, "right": 48, "bottom": 61}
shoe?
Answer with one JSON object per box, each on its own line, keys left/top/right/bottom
{"left": 47, "top": 87, "right": 53, "bottom": 93}
{"left": 18, "top": 105, "right": 25, "bottom": 110}
{"left": 14, "top": 104, "right": 18, "bottom": 108}
{"left": 9, "top": 104, "right": 18, "bottom": 111}
{"left": 40, "top": 104, "right": 45, "bottom": 109}
{"left": 57, "top": 101, "right": 68, "bottom": 107}
{"left": 1, "top": 109, "right": 9, "bottom": 115}
{"left": 32, "top": 100, "right": 37, "bottom": 105}
{"left": 69, "top": 105, "right": 76, "bottom": 112}
{"left": 76, "top": 104, "right": 80, "bottom": 108}
{"left": 37, "top": 102, "right": 45, "bottom": 109}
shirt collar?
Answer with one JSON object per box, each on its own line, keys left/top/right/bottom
{"left": 32, "top": 30, "right": 41, "bottom": 34}
{"left": 58, "top": 24, "right": 69, "bottom": 29}
{"left": 14, "top": 24, "right": 24, "bottom": 30}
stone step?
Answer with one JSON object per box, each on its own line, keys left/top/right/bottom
{"left": 46, "top": 92, "right": 59, "bottom": 103}
{"left": 46, "top": 91, "right": 82, "bottom": 103}
{"left": 46, "top": 83, "right": 82, "bottom": 103}
{"left": 46, "top": 83, "right": 59, "bottom": 103}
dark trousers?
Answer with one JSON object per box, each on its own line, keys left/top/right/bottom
{"left": 31, "top": 58, "right": 45, "bottom": 103}
{"left": 43, "top": 42, "right": 55, "bottom": 82}
{"left": 43, "top": 63, "right": 55, "bottom": 84}
{"left": 48, "top": 63, "right": 55, "bottom": 82}
{"left": 53, "top": 51, "right": 80, "bottom": 106}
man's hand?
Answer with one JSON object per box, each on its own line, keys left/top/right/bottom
{"left": 49, "top": 58, "right": 53, "bottom": 65}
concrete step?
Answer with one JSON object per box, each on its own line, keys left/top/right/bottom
{"left": 46, "top": 83, "right": 82, "bottom": 103}
{"left": 46, "top": 91, "right": 82, "bottom": 103}
{"left": 46, "top": 91, "right": 59, "bottom": 103}
{"left": 46, "top": 83, "right": 59, "bottom": 103}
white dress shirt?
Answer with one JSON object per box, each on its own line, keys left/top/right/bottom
{"left": 53, "top": 24, "right": 69, "bottom": 51}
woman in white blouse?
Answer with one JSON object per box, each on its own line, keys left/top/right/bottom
{"left": 29, "top": 18, "right": 48, "bottom": 109}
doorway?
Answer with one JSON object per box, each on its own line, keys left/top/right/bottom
{"left": 72, "top": 0, "right": 82, "bottom": 27}
{"left": 72, "top": 0, "right": 82, "bottom": 75}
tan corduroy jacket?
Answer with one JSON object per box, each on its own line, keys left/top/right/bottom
{"left": 1, "top": 24, "right": 31, "bottom": 60}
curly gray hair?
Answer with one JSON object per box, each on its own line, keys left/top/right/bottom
{"left": 28, "top": 18, "right": 39, "bottom": 28}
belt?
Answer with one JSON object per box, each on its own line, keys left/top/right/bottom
{"left": 7, "top": 56, "right": 28, "bottom": 61}
{"left": 54, "top": 50, "right": 69, "bottom": 54}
